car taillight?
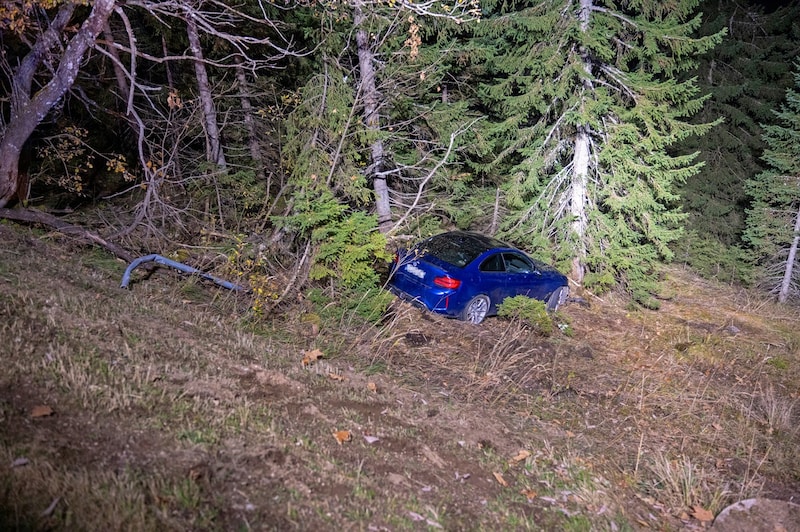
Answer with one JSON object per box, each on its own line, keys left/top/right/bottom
{"left": 433, "top": 276, "right": 461, "bottom": 289}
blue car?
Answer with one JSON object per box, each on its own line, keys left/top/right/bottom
{"left": 388, "top": 231, "right": 569, "bottom": 324}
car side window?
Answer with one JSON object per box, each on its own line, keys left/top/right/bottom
{"left": 479, "top": 254, "right": 505, "bottom": 272}
{"left": 503, "top": 253, "right": 534, "bottom": 273}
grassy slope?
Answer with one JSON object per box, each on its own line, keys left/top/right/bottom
{"left": 0, "top": 221, "right": 798, "bottom": 530}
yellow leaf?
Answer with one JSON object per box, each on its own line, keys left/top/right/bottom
{"left": 520, "top": 488, "right": 537, "bottom": 501}
{"left": 328, "top": 372, "right": 345, "bottom": 381}
{"left": 302, "top": 348, "right": 324, "bottom": 367}
{"left": 367, "top": 381, "right": 378, "bottom": 393}
{"left": 509, "top": 450, "right": 531, "bottom": 465}
{"left": 493, "top": 472, "right": 508, "bottom": 487}
{"left": 333, "top": 430, "right": 352, "bottom": 445}
{"left": 691, "top": 505, "right": 714, "bottom": 523}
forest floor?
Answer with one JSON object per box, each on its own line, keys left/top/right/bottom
{"left": 1, "top": 220, "right": 799, "bottom": 531}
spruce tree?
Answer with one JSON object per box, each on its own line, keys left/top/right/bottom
{"left": 676, "top": 1, "right": 800, "bottom": 261}
{"left": 472, "top": 0, "right": 723, "bottom": 306}
{"left": 743, "top": 63, "right": 800, "bottom": 303}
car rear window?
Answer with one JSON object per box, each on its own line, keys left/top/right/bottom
{"left": 418, "top": 232, "right": 505, "bottom": 268}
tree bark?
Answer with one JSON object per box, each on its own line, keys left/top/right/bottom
{"left": 0, "top": 207, "right": 133, "bottom": 262}
{"left": 234, "top": 59, "right": 266, "bottom": 183}
{"left": 186, "top": 13, "right": 227, "bottom": 171}
{"left": 777, "top": 203, "right": 800, "bottom": 303}
{"left": 354, "top": 2, "right": 393, "bottom": 232}
{"left": 0, "top": 1, "right": 97, "bottom": 207}
{"left": 571, "top": 125, "right": 590, "bottom": 281}
{"left": 569, "top": 0, "right": 594, "bottom": 282}
{"left": 103, "top": 20, "right": 131, "bottom": 108}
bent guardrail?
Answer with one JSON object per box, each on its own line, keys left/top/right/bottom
{"left": 120, "top": 254, "right": 247, "bottom": 292}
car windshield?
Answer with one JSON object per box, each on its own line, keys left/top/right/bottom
{"left": 417, "top": 232, "right": 507, "bottom": 268}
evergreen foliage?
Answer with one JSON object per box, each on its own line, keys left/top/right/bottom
{"left": 743, "top": 63, "right": 800, "bottom": 301}
{"left": 276, "top": 4, "right": 482, "bottom": 298}
{"left": 677, "top": 1, "right": 800, "bottom": 247}
{"left": 469, "top": 0, "right": 724, "bottom": 307}
{"left": 496, "top": 295, "right": 555, "bottom": 336}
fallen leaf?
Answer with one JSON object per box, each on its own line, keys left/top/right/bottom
{"left": 493, "top": 471, "right": 508, "bottom": 487}
{"left": 11, "top": 457, "right": 29, "bottom": 468}
{"left": 363, "top": 435, "right": 380, "bottom": 444}
{"left": 333, "top": 430, "right": 352, "bottom": 445}
{"left": 367, "top": 381, "right": 378, "bottom": 393}
{"left": 509, "top": 449, "right": 531, "bottom": 464}
{"left": 328, "top": 372, "right": 345, "bottom": 381}
{"left": 30, "top": 405, "right": 53, "bottom": 418}
{"left": 40, "top": 497, "right": 60, "bottom": 518}
{"left": 691, "top": 505, "right": 714, "bottom": 522}
{"left": 301, "top": 348, "right": 324, "bottom": 367}
{"left": 520, "top": 488, "right": 537, "bottom": 501}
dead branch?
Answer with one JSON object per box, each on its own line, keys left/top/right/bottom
{"left": 0, "top": 207, "right": 134, "bottom": 262}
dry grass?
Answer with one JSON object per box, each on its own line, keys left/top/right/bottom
{"left": 1, "top": 224, "right": 798, "bottom": 530}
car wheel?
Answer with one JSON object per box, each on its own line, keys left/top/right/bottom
{"left": 546, "top": 286, "right": 569, "bottom": 312}
{"left": 461, "top": 295, "right": 491, "bottom": 324}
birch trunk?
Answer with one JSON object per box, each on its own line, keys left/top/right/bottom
{"left": 569, "top": 0, "right": 594, "bottom": 282}
{"left": 0, "top": 1, "right": 116, "bottom": 207}
{"left": 571, "top": 126, "right": 590, "bottom": 281}
{"left": 354, "top": 2, "right": 393, "bottom": 232}
{"left": 777, "top": 203, "right": 800, "bottom": 303}
{"left": 186, "top": 14, "right": 227, "bottom": 170}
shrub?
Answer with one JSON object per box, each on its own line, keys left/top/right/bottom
{"left": 497, "top": 296, "right": 554, "bottom": 335}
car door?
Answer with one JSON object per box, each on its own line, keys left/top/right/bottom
{"left": 477, "top": 252, "right": 510, "bottom": 305}
{"left": 501, "top": 252, "right": 550, "bottom": 300}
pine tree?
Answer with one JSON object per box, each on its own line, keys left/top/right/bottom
{"left": 471, "top": 0, "right": 724, "bottom": 306}
{"left": 743, "top": 63, "right": 800, "bottom": 303}
{"left": 677, "top": 1, "right": 800, "bottom": 250}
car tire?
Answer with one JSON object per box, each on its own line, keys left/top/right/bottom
{"left": 461, "top": 294, "right": 491, "bottom": 324}
{"left": 546, "top": 286, "right": 569, "bottom": 312}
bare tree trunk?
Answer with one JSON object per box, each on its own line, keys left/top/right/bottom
{"left": 571, "top": 126, "right": 590, "bottom": 281}
{"left": 234, "top": 59, "right": 266, "bottom": 183}
{"left": 186, "top": 13, "right": 227, "bottom": 170}
{"left": 569, "top": 0, "right": 594, "bottom": 282}
{"left": 103, "top": 20, "right": 131, "bottom": 107}
{"left": 778, "top": 203, "right": 800, "bottom": 303}
{"left": 0, "top": 1, "right": 116, "bottom": 207}
{"left": 354, "top": 2, "right": 392, "bottom": 232}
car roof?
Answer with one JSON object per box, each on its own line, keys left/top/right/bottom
{"left": 419, "top": 231, "right": 518, "bottom": 267}
{"left": 428, "top": 231, "right": 513, "bottom": 251}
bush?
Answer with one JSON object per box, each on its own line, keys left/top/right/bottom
{"left": 497, "top": 296, "right": 554, "bottom": 336}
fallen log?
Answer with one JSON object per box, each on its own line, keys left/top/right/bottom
{"left": 0, "top": 207, "right": 134, "bottom": 262}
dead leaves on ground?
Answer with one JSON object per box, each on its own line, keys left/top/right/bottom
{"left": 301, "top": 348, "right": 324, "bottom": 367}
{"left": 493, "top": 471, "right": 508, "bottom": 486}
{"left": 30, "top": 405, "right": 54, "bottom": 418}
{"left": 690, "top": 505, "right": 714, "bottom": 523}
{"left": 301, "top": 348, "right": 344, "bottom": 381}
{"left": 509, "top": 449, "right": 531, "bottom": 465}
{"left": 301, "top": 350, "right": 382, "bottom": 394}
{"left": 333, "top": 430, "right": 352, "bottom": 445}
